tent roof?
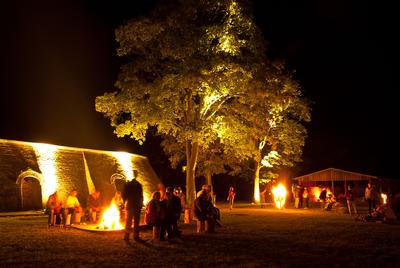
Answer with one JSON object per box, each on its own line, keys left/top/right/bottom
{"left": 293, "top": 168, "right": 378, "bottom": 182}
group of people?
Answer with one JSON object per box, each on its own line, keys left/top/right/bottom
{"left": 46, "top": 188, "right": 109, "bottom": 227}
{"left": 46, "top": 170, "right": 227, "bottom": 243}
{"left": 318, "top": 185, "right": 358, "bottom": 215}
{"left": 293, "top": 185, "right": 310, "bottom": 209}
{"left": 193, "top": 184, "right": 222, "bottom": 233}
{"left": 144, "top": 187, "right": 182, "bottom": 242}
{"left": 291, "top": 182, "right": 386, "bottom": 217}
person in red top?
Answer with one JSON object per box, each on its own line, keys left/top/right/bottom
{"left": 46, "top": 190, "right": 62, "bottom": 227}
{"left": 145, "top": 191, "right": 162, "bottom": 242}
{"left": 227, "top": 186, "right": 236, "bottom": 210}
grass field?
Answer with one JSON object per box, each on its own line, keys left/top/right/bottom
{"left": 1, "top": 204, "right": 399, "bottom": 267}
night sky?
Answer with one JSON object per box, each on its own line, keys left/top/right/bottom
{"left": 0, "top": 0, "right": 397, "bottom": 182}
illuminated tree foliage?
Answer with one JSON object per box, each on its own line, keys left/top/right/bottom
{"left": 199, "top": 63, "right": 310, "bottom": 202}
{"left": 96, "top": 0, "right": 311, "bottom": 205}
{"left": 96, "top": 0, "right": 266, "bottom": 208}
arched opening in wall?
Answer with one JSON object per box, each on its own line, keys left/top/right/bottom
{"left": 16, "top": 170, "right": 44, "bottom": 210}
{"left": 21, "top": 177, "right": 42, "bottom": 210}
{"left": 110, "top": 174, "right": 126, "bottom": 193}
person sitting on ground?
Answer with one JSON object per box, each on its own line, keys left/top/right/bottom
{"left": 46, "top": 190, "right": 63, "bottom": 227}
{"left": 87, "top": 190, "right": 102, "bottom": 223}
{"left": 362, "top": 203, "right": 398, "bottom": 224}
{"left": 63, "top": 189, "right": 82, "bottom": 226}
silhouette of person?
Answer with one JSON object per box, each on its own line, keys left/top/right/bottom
{"left": 122, "top": 170, "right": 143, "bottom": 242}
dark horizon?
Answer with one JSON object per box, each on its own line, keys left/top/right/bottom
{"left": 0, "top": 0, "right": 397, "bottom": 181}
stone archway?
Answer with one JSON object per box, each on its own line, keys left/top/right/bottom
{"left": 16, "top": 170, "right": 44, "bottom": 210}
{"left": 110, "top": 173, "right": 126, "bottom": 193}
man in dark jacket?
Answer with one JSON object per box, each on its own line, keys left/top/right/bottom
{"left": 122, "top": 170, "right": 143, "bottom": 242}
{"left": 319, "top": 187, "right": 327, "bottom": 209}
{"left": 166, "top": 187, "right": 182, "bottom": 238}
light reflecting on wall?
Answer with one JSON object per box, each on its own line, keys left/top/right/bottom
{"left": 111, "top": 152, "right": 134, "bottom": 182}
{"left": 83, "top": 152, "right": 96, "bottom": 195}
{"left": 110, "top": 152, "right": 150, "bottom": 204}
{"left": 33, "top": 143, "right": 58, "bottom": 203}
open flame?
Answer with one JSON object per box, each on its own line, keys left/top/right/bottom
{"left": 381, "top": 193, "right": 387, "bottom": 204}
{"left": 98, "top": 201, "right": 124, "bottom": 230}
{"left": 272, "top": 184, "right": 287, "bottom": 209}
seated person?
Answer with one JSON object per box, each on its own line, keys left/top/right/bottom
{"left": 362, "top": 203, "right": 397, "bottom": 223}
{"left": 193, "top": 190, "right": 208, "bottom": 233}
{"left": 63, "top": 189, "right": 82, "bottom": 226}
{"left": 324, "top": 193, "right": 336, "bottom": 211}
{"left": 87, "top": 190, "right": 102, "bottom": 223}
{"left": 46, "top": 190, "right": 62, "bottom": 227}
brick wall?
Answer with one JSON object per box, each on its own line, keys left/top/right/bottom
{"left": 0, "top": 139, "right": 161, "bottom": 211}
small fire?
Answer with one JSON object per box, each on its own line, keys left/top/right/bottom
{"left": 98, "top": 202, "right": 124, "bottom": 230}
{"left": 381, "top": 193, "right": 387, "bottom": 204}
{"left": 272, "top": 184, "right": 287, "bottom": 209}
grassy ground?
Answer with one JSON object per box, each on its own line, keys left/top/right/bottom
{"left": 1, "top": 204, "right": 399, "bottom": 268}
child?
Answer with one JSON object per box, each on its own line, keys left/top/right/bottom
{"left": 227, "top": 187, "right": 236, "bottom": 210}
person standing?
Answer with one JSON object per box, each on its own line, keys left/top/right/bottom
{"left": 345, "top": 185, "right": 357, "bottom": 216}
{"left": 319, "top": 187, "right": 327, "bottom": 210}
{"left": 294, "top": 185, "right": 302, "bottom": 209}
{"left": 303, "top": 187, "right": 310, "bottom": 209}
{"left": 227, "top": 186, "right": 236, "bottom": 210}
{"left": 174, "top": 187, "right": 185, "bottom": 212}
{"left": 145, "top": 191, "right": 162, "bottom": 243}
{"left": 364, "top": 182, "right": 376, "bottom": 213}
{"left": 167, "top": 187, "right": 182, "bottom": 237}
{"left": 122, "top": 170, "right": 143, "bottom": 243}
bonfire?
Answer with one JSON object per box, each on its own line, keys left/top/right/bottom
{"left": 272, "top": 184, "right": 287, "bottom": 209}
{"left": 97, "top": 201, "right": 124, "bottom": 230}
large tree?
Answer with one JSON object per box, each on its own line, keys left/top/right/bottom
{"left": 209, "top": 67, "right": 311, "bottom": 203}
{"left": 95, "top": 0, "right": 266, "bottom": 208}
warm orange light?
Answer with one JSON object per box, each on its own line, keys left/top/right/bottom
{"left": 111, "top": 152, "right": 134, "bottom": 181}
{"left": 32, "top": 143, "right": 59, "bottom": 203}
{"left": 310, "top": 187, "right": 332, "bottom": 202}
{"left": 272, "top": 184, "right": 287, "bottom": 209}
{"left": 98, "top": 201, "right": 124, "bottom": 230}
{"left": 381, "top": 193, "right": 387, "bottom": 204}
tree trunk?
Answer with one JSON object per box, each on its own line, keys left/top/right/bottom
{"left": 205, "top": 172, "right": 216, "bottom": 204}
{"left": 185, "top": 141, "right": 199, "bottom": 210}
{"left": 253, "top": 161, "right": 261, "bottom": 204}
{"left": 206, "top": 172, "right": 212, "bottom": 187}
